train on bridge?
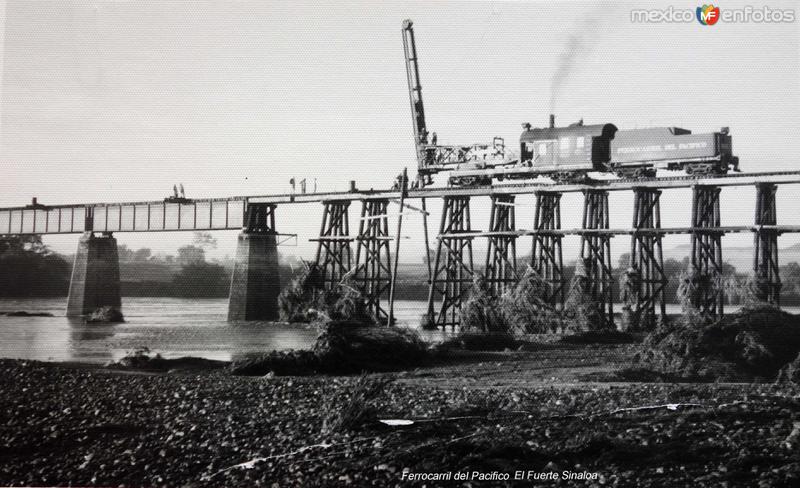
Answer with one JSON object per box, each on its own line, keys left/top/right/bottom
{"left": 402, "top": 20, "right": 740, "bottom": 187}
{"left": 443, "top": 119, "right": 739, "bottom": 186}
{"left": 0, "top": 19, "right": 793, "bottom": 332}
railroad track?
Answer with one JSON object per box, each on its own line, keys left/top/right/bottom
{"left": 3, "top": 170, "right": 800, "bottom": 235}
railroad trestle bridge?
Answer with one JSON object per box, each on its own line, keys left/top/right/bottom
{"left": 2, "top": 170, "right": 800, "bottom": 330}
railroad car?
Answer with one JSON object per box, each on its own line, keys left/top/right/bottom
{"left": 609, "top": 127, "right": 738, "bottom": 177}
{"left": 446, "top": 120, "right": 738, "bottom": 185}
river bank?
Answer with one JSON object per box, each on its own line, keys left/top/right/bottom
{"left": 2, "top": 347, "right": 799, "bottom": 487}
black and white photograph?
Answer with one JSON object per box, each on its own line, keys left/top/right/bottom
{"left": 1, "top": 0, "right": 800, "bottom": 486}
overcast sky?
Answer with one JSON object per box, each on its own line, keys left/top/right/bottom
{"left": 1, "top": 0, "right": 799, "bottom": 264}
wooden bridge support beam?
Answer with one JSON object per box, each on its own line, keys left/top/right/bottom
{"left": 579, "top": 190, "right": 615, "bottom": 329}
{"left": 689, "top": 185, "right": 724, "bottom": 318}
{"left": 66, "top": 231, "right": 121, "bottom": 317}
{"left": 531, "top": 191, "right": 565, "bottom": 309}
{"left": 228, "top": 203, "right": 281, "bottom": 321}
{"left": 314, "top": 201, "right": 353, "bottom": 289}
{"left": 754, "top": 183, "right": 781, "bottom": 305}
{"left": 426, "top": 196, "right": 475, "bottom": 329}
{"left": 485, "top": 195, "right": 517, "bottom": 296}
{"left": 623, "top": 188, "right": 667, "bottom": 331}
{"left": 354, "top": 199, "right": 392, "bottom": 323}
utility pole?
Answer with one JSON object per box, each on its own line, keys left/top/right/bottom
{"left": 387, "top": 168, "right": 408, "bottom": 326}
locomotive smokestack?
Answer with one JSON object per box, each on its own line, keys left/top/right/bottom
{"left": 549, "top": 114, "right": 555, "bottom": 128}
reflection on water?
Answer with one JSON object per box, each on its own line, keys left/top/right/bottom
{"left": 0, "top": 297, "right": 443, "bottom": 364}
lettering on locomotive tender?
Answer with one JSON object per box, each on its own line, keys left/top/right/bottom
{"left": 616, "top": 141, "right": 708, "bottom": 154}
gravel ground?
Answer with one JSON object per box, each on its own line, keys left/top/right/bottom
{"left": 1, "top": 357, "right": 800, "bottom": 487}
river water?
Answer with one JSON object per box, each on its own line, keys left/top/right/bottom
{"left": 0, "top": 298, "right": 450, "bottom": 364}
{"left": 1, "top": 298, "right": 797, "bottom": 364}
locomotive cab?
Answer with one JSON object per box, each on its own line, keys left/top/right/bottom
{"left": 519, "top": 122, "right": 617, "bottom": 179}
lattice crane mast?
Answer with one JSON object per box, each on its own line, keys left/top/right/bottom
{"left": 402, "top": 19, "right": 506, "bottom": 186}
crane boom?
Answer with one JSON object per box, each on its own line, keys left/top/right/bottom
{"left": 401, "top": 19, "right": 506, "bottom": 186}
{"left": 402, "top": 19, "right": 428, "bottom": 167}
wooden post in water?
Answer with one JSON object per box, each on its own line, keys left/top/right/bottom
{"left": 388, "top": 168, "right": 408, "bottom": 326}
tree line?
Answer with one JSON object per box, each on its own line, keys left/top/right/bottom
{"left": 3, "top": 236, "right": 800, "bottom": 305}
{"left": 0, "top": 233, "right": 234, "bottom": 298}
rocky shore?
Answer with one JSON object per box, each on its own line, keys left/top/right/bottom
{"left": 1, "top": 355, "right": 800, "bottom": 487}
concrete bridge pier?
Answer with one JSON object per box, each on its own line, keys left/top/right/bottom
{"left": 66, "top": 231, "right": 122, "bottom": 317}
{"left": 227, "top": 204, "right": 281, "bottom": 321}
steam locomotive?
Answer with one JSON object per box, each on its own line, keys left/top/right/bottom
{"left": 446, "top": 117, "right": 739, "bottom": 186}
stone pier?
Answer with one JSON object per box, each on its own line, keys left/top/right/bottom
{"left": 227, "top": 232, "right": 281, "bottom": 321}
{"left": 228, "top": 203, "right": 281, "bottom": 321}
{"left": 66, "top": 232, "right": 122, "bottom": 317}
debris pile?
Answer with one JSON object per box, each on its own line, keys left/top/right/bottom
{"left": 637, "top": 305, "right": 800, "bottom": 381}
{"left": 459, "top": 276, "right": 510, "bottom": 334}
{"left": 502, "top": 267, "right": 563, "bottom": 333}
{"left": 278, "top": 263, "right": 377, "bottom": 326}
{"left": 228, "top": 350, "right": 319, "bottom": 376}
{"left": 108, "top": 347, "right": 227, "bottom": 372}
{"left": 776, "top": 353, "right": 800, "bottom": 384}
{"left": 313, "top": 283, "right": 378, "bottom": 326}
{"left": 314, "top": 320, "right": 428, "bottom": 373}
{"left": 86, "top": 306, "right": 124, "bottom": 323}
{"left": 460, "top": 267, "right": 562, "bottom": 335}
{"left": 230, "top": 320, "right": 429, "bottom": 376}
{"left": 460, "top": 266, "right": 614, "bottom": 339}
{"left": 562, "top": 263, "right": 608, "bottom": 333}
{"left": 241, "top": 262, "right": 430, "bottom": 375}
{"left": 277, "top": 264, "right": 324, "bottom": 323}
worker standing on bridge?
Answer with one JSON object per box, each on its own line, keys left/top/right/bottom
{"left": 173, "top": 185, "right": 178, "bottom": 199}
{"left": 392, "top": 172, "right": 407, "bottom": 191}
{"left": 431, "top": 132, "right": 437, "bottom": 146}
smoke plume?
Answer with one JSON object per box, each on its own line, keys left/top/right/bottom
{"left": 549, "top": 4, "right": 616, "bottom": 115}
